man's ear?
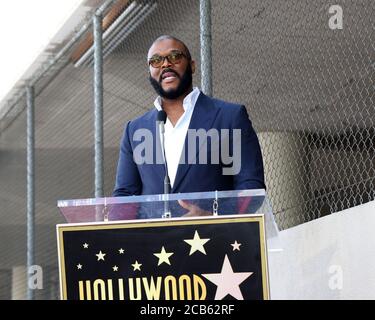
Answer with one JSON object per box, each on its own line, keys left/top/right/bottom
{"left": 191, "top": 60, "right": 196, "bottom": 74}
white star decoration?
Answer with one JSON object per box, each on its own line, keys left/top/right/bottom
{"left": 154, "top": 246, "right": 174, "bottom": 266}
{"left": 202, "top": 255, "right": 253, "bottom": 300}
{"left": 132, "top": 261, "right": 142, "bottom": 271}
{"left": 231, "top": 240, "right": 242, "bottom": 251}
{"left": 96, "top": 251, "right": 106, "bottom": 261}
{"left": 77, "top": 230, "right": 255, "bottom": 299}
{"left": 184, "top": 230, "right": 210, "bottom": 255}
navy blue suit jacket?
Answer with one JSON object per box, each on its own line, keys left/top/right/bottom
{"left": 113, "top": 93, "right": 265, "bottom": 196}
{"left": 113, "top": 93, "right": 265, "bottom": 197}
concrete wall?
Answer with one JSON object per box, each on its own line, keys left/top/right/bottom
{"left": 258, "top": 132, "right": 308, "bottom": 228}
{"left": 269, "top": 199, "right": 375, "bottom": 299}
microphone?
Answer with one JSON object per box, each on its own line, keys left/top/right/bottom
{"left": 157, "top": 110, "right": 171, "bottom": 218}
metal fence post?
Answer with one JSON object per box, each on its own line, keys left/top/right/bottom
{"left": 200, "top": 0, "right": 213, "bottom": 96}
{"left": 26, "top": 86, "right": 35, "bottom": 300}
{"left": 93, "top": 12, "right": 104, "bottom": 199}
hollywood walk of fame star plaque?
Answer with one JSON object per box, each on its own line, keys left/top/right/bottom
{"left": 57, "top": 214, "right": 270, "bottom": 300}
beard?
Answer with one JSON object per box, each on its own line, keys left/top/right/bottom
{"left": 149, "top": 63, "right": 193, "bottom": 99}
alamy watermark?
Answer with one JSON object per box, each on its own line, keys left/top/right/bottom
{"left": 25, "top": 265, "right": 43, "bottom": 290}
{"left": 329, "top": 5, "right": 343, "bottom": 30}
{"left": 132, "top": 126, "right": 242, "bottom": 175}
{"left": 328, "top": 264, "right": 343, "bottom": 290}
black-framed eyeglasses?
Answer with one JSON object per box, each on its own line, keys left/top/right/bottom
{"left": 148, "top": 50, "right": 188, "bottom": 68}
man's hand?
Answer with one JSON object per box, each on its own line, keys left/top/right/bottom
{"left": 178, "top": 200, "right": 212, "bottom": 217}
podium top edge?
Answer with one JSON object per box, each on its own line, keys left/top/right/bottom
{"left": 57, "top": 189, "right": 266, "bottom": 207}
{"left": 56, "top": 212, "right": 266, "bottom": 228}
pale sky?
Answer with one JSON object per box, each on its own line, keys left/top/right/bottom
{"left": 0, "top": 0, "right": 83, "bottom": 103}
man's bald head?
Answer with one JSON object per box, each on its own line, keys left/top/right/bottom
{"left": 148, "top": 35, "right": 192, "bottom": 60}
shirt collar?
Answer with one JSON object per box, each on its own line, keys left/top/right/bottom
{"left": 154, "top": 87, "right": 201, "bottom": 112}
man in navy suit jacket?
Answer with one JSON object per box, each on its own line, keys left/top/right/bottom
{"left": 113, "top": 35, "right": 265, "bottom": 210}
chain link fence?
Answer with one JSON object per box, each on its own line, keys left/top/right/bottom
{"left": 0, "top": 0, "right": 374, "bottom": 299}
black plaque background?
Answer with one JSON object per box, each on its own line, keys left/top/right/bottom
{"left": 60, "top": 219, "right": 266, "bottom": 300}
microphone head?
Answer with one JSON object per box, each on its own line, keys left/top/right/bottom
{"left": 157, "top": 110, "right": 167, "bottom": 124}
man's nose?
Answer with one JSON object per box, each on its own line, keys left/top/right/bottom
{"left": 161, "top": 56, "right": 172, "bottom": 68}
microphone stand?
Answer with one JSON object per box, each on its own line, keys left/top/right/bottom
{"left": 163, "top": 170, "right": 171, "bottom": 218}
{"left": 157, "top": 111, "right": 172, "bottom": 218}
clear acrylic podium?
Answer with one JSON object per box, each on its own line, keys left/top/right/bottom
{"left": 57, "top": 189, "right": 280, "bottom": 300}
{"left": 58, "top": 189, "right": 278, "bottom": 237}
{"left": 57, "top": 189, "right": 279, "bottom": 249}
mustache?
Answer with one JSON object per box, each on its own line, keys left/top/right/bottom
{"left": 159, "top": 68, "right": 179, "bottom": 82}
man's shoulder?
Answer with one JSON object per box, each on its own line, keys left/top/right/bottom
{"left": 202, "top": 94, "right": 245, "bottom": 114}
{"left": 126, "top": 108, "right": 157, "bottom": 130}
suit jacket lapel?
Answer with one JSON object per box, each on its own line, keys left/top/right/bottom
{"left": 171, "top": 93, "right": 219, "bottom": 192}
{"left": 144, "top": 109, "right": 166, "bottom": 183}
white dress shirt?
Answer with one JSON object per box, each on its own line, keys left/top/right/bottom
{"left": 154, "top": 87, "right": 201, "bottom": 187}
